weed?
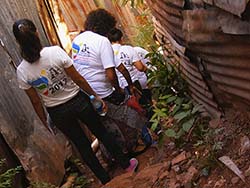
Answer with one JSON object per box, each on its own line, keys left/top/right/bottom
{"left": 147, "top": 46, "right": 201, "bottom": 144}
{"left": 0, "top": 159, "right": 22, "bottom": 188}
{"left": 112, "top": 0, "right": 144, "bottom": 8}
{"left": 29, "top": 182, "right": 57, "bottom": 188}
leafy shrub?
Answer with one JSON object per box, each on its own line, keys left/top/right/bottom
{"left": 0, "top": 159, "right": 22, "bottom": 188}
{"left": 29, "top": 182, "right": 57, "bottom": 188}
{"left": 147, "top": 46, "right": 204, "bottom": 145}
{"left": 112, "top": 0, "right": 144, "bottom": 7}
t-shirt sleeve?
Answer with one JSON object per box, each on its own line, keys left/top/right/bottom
{"left": 55, "top": 46, "right": 73, "bottom": 68}
{"left": 130, "top": 47, "right": 141, "bottom": 64}
{"left": 16, "top": 67, "right": 31, "bottom": 90}
{"left": 99, "top": 38, "right": 116, "bottom": 69}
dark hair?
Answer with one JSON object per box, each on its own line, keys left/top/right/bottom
{"left": 84, "top": 8, "right": 117, "bottom": 36}
{"left": 107, "top": 28, "right": 123, "bottom": 43}
{"left": 13, "top": 19, "right": 42, "bottom": 63}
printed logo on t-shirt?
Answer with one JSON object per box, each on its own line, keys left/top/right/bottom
{"left": 114, "top": 50, "right": 119, "bottom": 55}
{"left": 72, "top": 43, "right": 90, "bottom": 66}
{"left": 120, "top": 52, "right": 131, "bottom": 66}
{"left": 138, "top": 52, "right": 144, "bottom": 59}
{"left": 72, "top": 42, "right": 90, "bottom": 57}
{"left": 48, "top": 67, "right": 67, "bottom": 94}
{"left": 28, "top": 68, "right": 67, "bottom": 96}
{"left": 80, "top": 44, "right": 90, "bottom": 55}
{"left": 72, "top": 42, "right": 80, "bottom": 55}
{"left": 29, "top": 69, "right": 49, "bottom": 95}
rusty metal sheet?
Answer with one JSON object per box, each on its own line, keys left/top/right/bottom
{"left": 154, "top": 25, "right": 221, "bottom": 118}
{"left": 182, "top": 8, "right": 250, "bottom": 105}
{"left": 37, "top": 0, "right": 143, "bottom": 53}
{"left": 57, "top": 0, "right": 97, "bottom": 32}
{"left": 146, "top": 0, "right": 185, "bottom": 44}
{"left": 203, "top": 0, "right": 249, "bottom": 17}
{"left": 183, "top": 8, "right": 250, "bottom": 36}
{"left": 147, "top": 0, "right": 250, "bottom": 117}
{"left": 0, "top": 0, "right": 68, "bottom": 184}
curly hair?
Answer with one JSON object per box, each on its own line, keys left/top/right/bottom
{"left": 84, "top": 8, "right": 117, "bottom": 37}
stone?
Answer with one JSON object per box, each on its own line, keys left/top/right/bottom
{"left": 244, "top": 165, "right": 250, "bottom": 177}
{"left": 103, "top": 172, "right": 133, "bottom": 188}
{"left": 172, "top": 165, "right": 181, "bottom": 173}
{"left": 231, "top": 176, "right": 240, "bottom": 184}
{"left": 171, "top": 151, "right": 188, "bottom": 165}
{"left": 209, "top": 119, "right": 222, "bottom": 129}
{"left": 239, "top": 135, "right": 250, "bottom": 155}
{"left": 159, "top": 169, "right": 169, "bottom": 180}
{"left": 213, "top": 177, "right": 226, "bottom": 188}
{"left": 183, "top": 166, "right": 198, "bottom": 184}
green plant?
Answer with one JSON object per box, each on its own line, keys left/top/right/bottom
{"left": 147, "top": 46, "right": 202, "bottom": 145}
{"left": 130, "top": 11, "right": 156, "bottom": 50}
{"left": 112, "top": 0, "right": 144, "bottom": 7}
{"left": 74, "top": 175, "right": 89, "bottom": 188}
{"left": 112, "top": 0, "right": 155, "bottom": 50}
{"left": 29, "top": 158, "right": 84, "bottom": 188}
{"left": 146, "top": 44, "right": 225, "bottom": 177}
{"left": 65, "top": 158, "right": 91, "bottom": 188}
{"left": 189, "top": 120, "right": 225, "bottom": 179}
{"left": 29, "top": 182, "right": 57, "bottom": 188}
{"left": 0, "top": 159, "right": 22, "bottom": 188}
{"left": 147, "top": 46, "right": 188, "bottom": 98}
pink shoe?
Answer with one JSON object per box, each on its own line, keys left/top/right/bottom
{"left": 125, "top": 158, "right": 139, "bottom": 172}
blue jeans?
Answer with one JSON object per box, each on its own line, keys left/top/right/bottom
{"left": 47, "top": 91, "right": 130, "bottom": 184}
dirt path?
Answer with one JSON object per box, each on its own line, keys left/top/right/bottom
{"left": 79, "top": 109, "right": 250, "bottom": 188}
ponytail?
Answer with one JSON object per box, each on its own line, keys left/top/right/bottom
{"left": 13, "top": 19, "right": 42, "bottom": 63}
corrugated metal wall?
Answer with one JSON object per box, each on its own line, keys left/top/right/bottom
{"left": 0, "top": 0, "right": 67, "bottom": 185}
{"left": 1, "top": 0, "right": 144, "bottom": 185}
{"left": 146, "top": 0, "right": 250, "bottom": 118}
{"left": 4, "top": 0, "right": 249, "bottom": 184}
{"left": 37, "top": 0, "right": 98, "bottom": 52}
{"left": 37, "top": 0, "right": 142, "bottom": 53}
{"left": 0, "top": 133, "right": 23, "bottom": 187}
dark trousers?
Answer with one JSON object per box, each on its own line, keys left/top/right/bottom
{"left": 47, "top": 91, "right": 130, "bottom": 184}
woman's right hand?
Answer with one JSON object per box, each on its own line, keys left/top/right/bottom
{"left": 96, "top": 96, "right": 108, "bottom": 114}
{"left": 128, "top": 84, "right": 138, "bottom": 96}
{"left": 117, "top": 87, "right": 125, "bottom": 95}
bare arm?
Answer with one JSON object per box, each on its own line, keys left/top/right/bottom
{"left": 134, "top": 60, "right": 148, "bottom": 72}
{"left": 64, "top": 65, "right": 98, "bottom": 97}
{"left": 116, "top": 63, "right": 133, "bottom": 87}
{"left": 116, "top": 63, "right": 135, "bottom": 94}
{"left": 105, "top": 67, "right": 123, "bottom": 93}
{"left": 25, "top": 87, "right": 48, "bottom": 129}
{"left": 65, "top": 65, "right": 107, "bottom": 112}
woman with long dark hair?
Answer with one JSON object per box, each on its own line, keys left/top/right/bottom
{"left": 13, "top": 18, "right": 138, "bottom": 185}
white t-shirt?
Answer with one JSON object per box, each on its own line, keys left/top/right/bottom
{"left": 17, "top": 46, "right": 80, "bottom": 107}
{"left": 133, "top": 46, "right": 150, "bottom": 65}
{"left": 112, "top": 44, "right": 140, "bottom": 88}
{"left": 72, "top": 31, "right": 115, "bottom": 98}
{"left": 133, "top": 46, "right": 149, "bottom": 89}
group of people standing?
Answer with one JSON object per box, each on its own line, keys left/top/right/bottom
{"left": 13, "top": 8, "right": 153, "bottom": 186}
